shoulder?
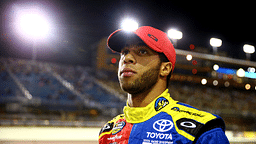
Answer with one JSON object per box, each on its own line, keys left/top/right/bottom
{"left": 99, "top": 114, "right": 125, "bottom": 138}
{"left": 163, "top": 101, "right": 226, "bottom": 141}
{"left": 167, "top": 101, "right": 223, "bottom": 125}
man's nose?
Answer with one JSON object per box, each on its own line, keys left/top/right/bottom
{"left": 123, "top": 53, "right": 136, "bottom": 64}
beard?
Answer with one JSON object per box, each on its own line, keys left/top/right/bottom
{"left": 119, "top": 63, "right": 161, "bottom": 95}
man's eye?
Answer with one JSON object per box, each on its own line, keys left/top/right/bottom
{"left": 121, "top": 49, "right": 129, "bottom": 55}
{"left": 139, "top": 49, "right": 147, "bottom": 55}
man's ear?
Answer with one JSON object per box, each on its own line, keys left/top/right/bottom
{"left": 160, "top": 62, "right": 172, "bottom": 77}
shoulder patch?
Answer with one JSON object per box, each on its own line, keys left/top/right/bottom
{"left": 99, "top": 114, "right": 124, "bottom": 136}
{"left": 171, "top": 106, "right": 204, "bottom": 117}
{"left": 155, "top": 97, "right": 169, "bottom": 111}
{"left": 176, "top": 118, "right": 204, "bottom": 136}
{"left": 112, "top": 121, "right": 126, "bottom": 135}
{"left": 99, "top": 122, "right": 114, "bottom": 135}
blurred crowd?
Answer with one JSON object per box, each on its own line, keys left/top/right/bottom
{"left": 0, "top": 57, "right": 255, "bottom": 131}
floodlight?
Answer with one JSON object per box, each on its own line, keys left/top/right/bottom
{"left": 167, "top": 29, "right": 183, "bottom": 40}
{"left": 13, "top": 5, "right": 51, "bottom": 41}
{"left": 243, "top": 44, "right": 255, "bottom": 54}
{"left": 213, "top": 80, "right": 218, "bottom": 86}
{"left": 248, "top": 67, "right": 255, "bottom": 73}
{"left": 237, "top": 68, "right": 245, "bottom": 77}
{"left": 213, "top": 64, "right": 219, "bottom": 71}
{"left": 121, "top": 19, "right": 139, "bottom": 32}
{"left": 186, "top": 54, "right": 192, "bottom": 61}
{"left": 201, "top": 78, "right": 207, "bottom": 85}
{"left": 19, "top": 14, "right": 50, "bottom": 38}
{"left": 210, "top": 38, "right": 222, "bottom": 47}
{"left": 245, "top": 84, "right": 251, "bottom": 90}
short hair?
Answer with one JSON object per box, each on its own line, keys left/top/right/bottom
{"left": 159, "top": 53, "right": 172, "bottom": 88}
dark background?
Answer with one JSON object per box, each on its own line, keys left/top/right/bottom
{"left": 1, "top": 0, "right": 256, "bottom": 65}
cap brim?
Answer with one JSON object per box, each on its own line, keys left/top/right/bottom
{"left": 107, "top": 30, "right": 141, "bottom": 53}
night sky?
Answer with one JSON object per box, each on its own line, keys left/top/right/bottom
{"left": 1, "top": 0, "right": 256, "bottom": 65}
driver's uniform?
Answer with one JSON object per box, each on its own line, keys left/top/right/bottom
{"left": 99, "top": 89, "right": 229, "bottom": 144}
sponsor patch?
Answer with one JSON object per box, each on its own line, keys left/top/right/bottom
{"left": 155, "top": 97, "right": 169, "bottom": 111}
{"left": 171, "top": 107, "right": 204, "bottom": 117}
{"left": 176, "top": 118, "right": 204, "bottom": 136}
{"left": 99, "top": 122, "right": 114, "bottom": 135}
{"left": 153, "top": 119, "right": 173, "bottom": 132}
{"left": 112, "top": 121, "right": 126, "bottom": 135}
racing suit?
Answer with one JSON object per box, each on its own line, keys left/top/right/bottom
{"left": 99, "top": 89, "right": 229, "bottom": 144}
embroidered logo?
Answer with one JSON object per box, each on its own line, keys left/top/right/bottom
{"left": 153, "top": 119, "right": 173, "bottom": 132}
{"left": 155, "top": 97, "right": 169, "bottom": 111}
{"left": 112, "top": 121, "right": 125, "bottom": 135}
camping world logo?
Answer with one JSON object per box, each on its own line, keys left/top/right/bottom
{"left": 153, "top": 119, "right": 173, "bottom": 132}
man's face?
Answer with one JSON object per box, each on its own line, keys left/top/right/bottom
{"left": 118, "top": 38, "right": 161, "bottom": 94}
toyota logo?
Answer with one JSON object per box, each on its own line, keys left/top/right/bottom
{"left": 153, "top": 119, "right": 173, "bottom": 132}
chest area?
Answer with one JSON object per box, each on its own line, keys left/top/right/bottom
{"left": 101, "top": 113, "right": 195, "bottom": 144}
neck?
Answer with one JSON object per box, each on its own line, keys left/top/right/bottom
{"left": 127, "top": 80, "right": 167, "bottom": 107}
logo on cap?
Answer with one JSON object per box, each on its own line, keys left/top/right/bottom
{"left": 148, "top": 34, "right": 158, "bottom": 42}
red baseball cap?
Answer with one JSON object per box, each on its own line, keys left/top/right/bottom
{"left": 107, "top": 26, "right": 176, "bottom": 72}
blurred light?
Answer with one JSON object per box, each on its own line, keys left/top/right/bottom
{"left": 192, "top": 60, "right": 197, "bottom": 65}
{"left": 213, "top": 80, "right": 218, "bottom": 86}
{"left": 189, "top": 44, "right": 195, "bottom": 50}
{"left": 243, "top": 44, "right": 255, "bottom": 54}
{"left": 247, "top": 67, "right": 255, "bottom": 73}
{"left": 216, "top": 67, "right": 256, "bottom": 79}
{"left": 24, "top": 90, "right": 32, "bottom": 100}
{"left": 12, "top": 4, "right": 53, "bottom": 41}
{"left": 237, "top": 68, "right": 245, "bottom": 77}
{"left": 223, "top": 74, "right": 228, "bottom": 80}
{"left": 224, "top": 81, "right": 230, "bottom": 87}
{"left": 19, "top": 14, "right": 50, "bottom": 38}
{"left": 216, "top": 67, "right": 236, "bottom": 75}
{"left": 236, "top": 78, "right": 243, "bottom": 83}
{"left": 245, "top": 84, "right": 251, "bottom": 90}
{"left": 245, "top": 71, "right": 256, "bottom": 79}
{"left": 211, "top": 71, "right": 217, "bottom": 77}
{"left": 192, "top": 69, "right": 197, "bottom": 74}
{"left": 210, "top": 38, "right": 222, "bottom": 47}
{"left": 186, "top": 54, "right": 192, "bottom": 61}
{"left": 111, "top": 58, "right": 117, "bottom": 64}
{"left": 213, "top": 64, "right": 219, "bottom": 71}
{"left": 121, "top": 19, "right": 138, "bottom": 32}
{"left": 167, "top": 29, "right": 183, "bottom": 40}
{"left": 201, "top": 78, "right": 207, "bottom": 85}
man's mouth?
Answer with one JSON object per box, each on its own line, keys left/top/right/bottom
{"left": 120, "top": 68, "right": 137, "bottom": 77}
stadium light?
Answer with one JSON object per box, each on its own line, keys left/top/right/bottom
{"left": 213, "top": 80, "right": 218, "bottom": 86}
{"left": 245, "top": 84, "right": 251, "bottom": 90}
{"left": 167, "top": 29, "right": 183, "bottom": 40}
{"left": 210, "top": 38, "right": 222, "bottom": 55}
{"left": 237, "top": 68, "right": 245, "bottom": 77}
{"left": 243, "top": 44, "right": 255, "bottom": 60}
{"left": 213, "top": 64, "right": 219, "bottom": 71}
{"left": 14, "top": 6, "right": 51, "bottom": 40}
{"left": 210, "top": 38, "right": 222, "bottom": 47}
{"left": 243, "top": 44, "right": 255, "bottom": 54}
{"left": 186, "top": 54, "right": 192, "bottom": 61}
{"left": 19, "top": 14, "right": 50, "bottom": 38}
{"left": 167, "top": 29, "right": 183, "bottom": 48}
{"left": 121, "top": 19, "right": 139, "bottom": 32}
{"left": 201, "top": 78, "right": 207, "bottom": 85}
{"left": 13, "top": 4, "right": 52, "bottom": 60}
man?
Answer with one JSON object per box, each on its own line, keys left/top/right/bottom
{"left": 99, "top": 26, "right": 229, "bottom": 144}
